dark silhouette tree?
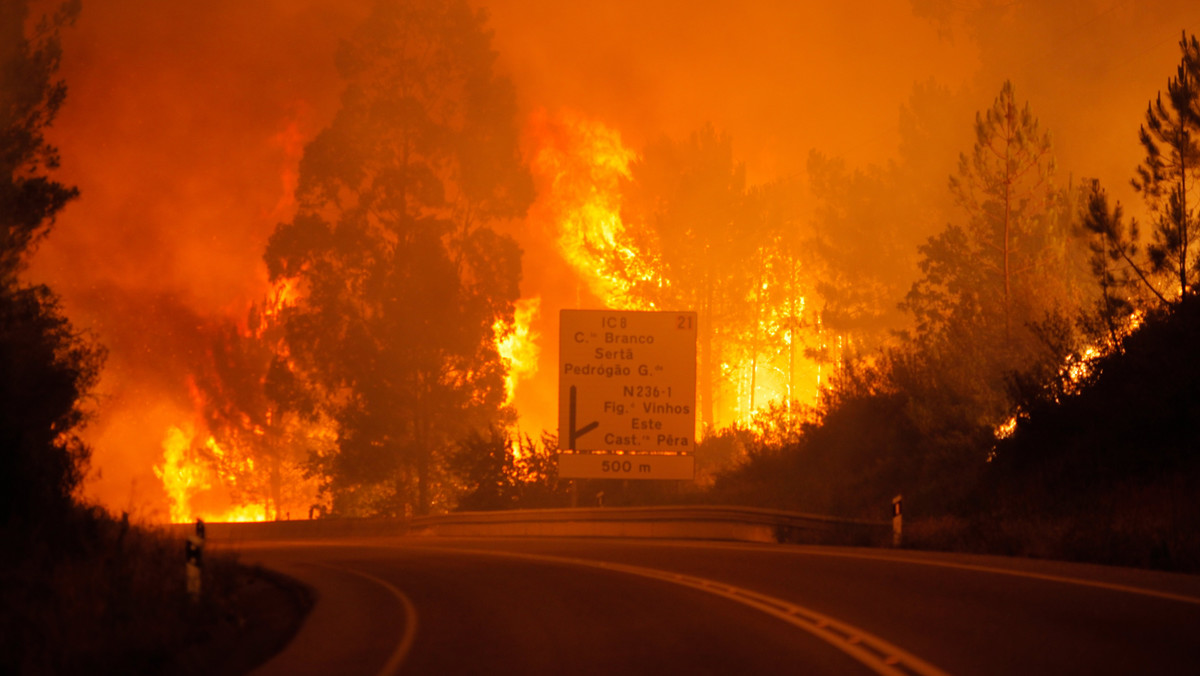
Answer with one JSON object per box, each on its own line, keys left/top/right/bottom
{"left": 903, "top": 81, "right": 1090, "bottom": 425}
{"left": 264, "top": 0, "right": 532, "bottom": 516}
{"left": 946, "top": 80, "right": 1057, "bottom": 340}
{"left": 0, "top": 0, "right": 102, "bottom": 534}
{"left": 1078, "top": 180, "right": 1169, "bottom": 347}
{"left": 0, "top": 0, "right": 80, "bottom": 288}
{"left": 1132, "top": 32, "right": 1200, "bottom": 302}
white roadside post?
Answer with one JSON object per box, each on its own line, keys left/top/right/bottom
{"left": 891, "top": 495, "right": 903, "bottom": 547}
{"left": 185, "top": 519, "right": 205, "bottom": 602}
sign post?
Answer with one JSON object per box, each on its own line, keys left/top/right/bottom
{"left": 892, "top": 495, "right": 903, "bottom": 547}
{"left": 185, "top": 519, "right": 205, "bottom": 602}
{"left": 558, "top": 309, "right": 697, "bottom": 480}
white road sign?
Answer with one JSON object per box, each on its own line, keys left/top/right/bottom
{"left": 558, "top": 309, "right": 697, "bottom": 480}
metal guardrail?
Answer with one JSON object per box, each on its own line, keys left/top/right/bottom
{"left": 168, "top": 505, "right": 891, "bottom": 546}
{"left": 409, "top": 505, "right": 891, "bottom": 546}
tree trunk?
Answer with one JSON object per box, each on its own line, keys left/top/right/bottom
{"left": 748, "top": 262, "right": 765, "bottom": 414}
{"left": 699, "top": 272, "right": 715, "bottom": 435}
{"left": 787, "top": 257, "right": 798, "bottom": 410}
{"left": 269, "top": 456, "right": 282, "bottom": 521}
{"left": 1002, "top": 131, "right": 1013, "bottom": 344}
{"left": 1178, "top": 132, "right": 1189, "bottom": 297}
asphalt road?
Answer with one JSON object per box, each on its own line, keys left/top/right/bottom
{"left": 236, "top": 536, "right": 1200, "bottom": 676}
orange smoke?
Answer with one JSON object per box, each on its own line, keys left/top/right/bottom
{"left": 26, "top": 1, "right": 1195, "bottom": 518}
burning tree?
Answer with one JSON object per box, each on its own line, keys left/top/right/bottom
{"left": 610, "top": 125, "right": 758, "bottom": 432}
{"left": 741, "top": 179, "right": 812, "bottom": 413}
{"left": 182, "top": 293, "right": 325, "bottom": 521}
{"left": 264, "top": 0, "right": 532, "bottom": 516}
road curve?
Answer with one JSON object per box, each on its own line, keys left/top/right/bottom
{"left": 237, "top": 536, "right": 1200, "bottom": 675}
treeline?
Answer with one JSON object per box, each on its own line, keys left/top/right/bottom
{"left": 706, "top": 33, "right": 1200, "bottom": 570}
{"left": 259, "top": 0, "right": 1200, "bottom": 551}
{"left": 1, "top": 3, "right": 292, "bottom": 674}
{"left": 458, "top": 33, "right": 1200, "bottom": 574}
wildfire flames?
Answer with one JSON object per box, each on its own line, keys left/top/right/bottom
{"left": 150, "top": 276, "right": 322, "bottom": 523}
{"left": 528, "top": 111, "right": 646, "bottom": 309}
{"left": 526, "top": 110, "right": 817, "bottom": 429}
{"left": 37, "top": 3, "right": 1185, "bottom": 524}
{"left": 140, "top": 107, "right": 825, "bottom": 521}
{"left": 154, "top": 424, "right": 269, "bottom": 524}
{"left": 496, "top": 297, "right": 541, "bottom": 406}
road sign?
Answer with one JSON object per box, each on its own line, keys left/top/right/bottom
{"left": 558, "top": 309, "right": 697, "bottom": 480}
{"left": 558, "top": 453, "right": 695, "bottom": 480}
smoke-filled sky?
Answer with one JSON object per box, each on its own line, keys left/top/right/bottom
{"left": 25, "top": 0, "right": 1199, "bottom": 514}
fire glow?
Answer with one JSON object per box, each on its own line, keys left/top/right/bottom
{"left": 154, "top": 424, "right": 269, "bottom": 524}
{"left": 496, "top": 296, "right": 541, "bottom": 406}
{"left": 34, "top": 2, "right": 1188, "bottom": 523}
{"left": 528, "top": 111, "right": 646, "bottom": 308}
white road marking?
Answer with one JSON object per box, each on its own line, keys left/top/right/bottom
{"left": 413, "top": 544, "right": 951, "bottom": 676}
{"left": 641, "top": 541, "right": 1200, "bottom": 606}
{"left": 313, "top": 563, "right": 419, "bottom": 676}
{"left": 785, "top": 549, "right": 1200, "bottom": 606}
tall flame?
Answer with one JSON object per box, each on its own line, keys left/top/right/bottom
{"left": 496, "top": 296, "right": 541, "bottom": 406}
{"left": 153, "top": 424, "right": 270, "bottom": 523}
{"left": 152, "top": 275, "right": 321, "bottom": 523}
{"left": 526, "top": 110, "right": 817, "bottom": 429}
{"left": 529, "top": 111, "right": 645, "bottom": 306}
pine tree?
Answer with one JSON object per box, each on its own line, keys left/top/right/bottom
{"left": 1132, "top": 32, "right": 1200, "bottom": 301}
{"left": 946, "top": 80, "right": 1056, "bottom": 340}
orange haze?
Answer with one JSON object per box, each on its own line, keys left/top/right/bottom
{"left": 25, "top": 0, "right": 1198, "bottom": 518}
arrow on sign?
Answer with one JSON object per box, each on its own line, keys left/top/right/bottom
{"left": 568, "top": 385, "right": 599, "bottom": 451}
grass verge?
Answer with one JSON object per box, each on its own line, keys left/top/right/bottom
{"left": 1, "top": 507, "right": 312, "bottom": 675}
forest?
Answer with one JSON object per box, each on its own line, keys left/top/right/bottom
{"left": 3, "top": 0, "right": 1199, "bottom": 577}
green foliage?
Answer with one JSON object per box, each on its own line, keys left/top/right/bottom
{"left": 264, "top": 0, "right": 533, "bottom": 515}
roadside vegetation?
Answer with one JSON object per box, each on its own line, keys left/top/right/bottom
{"left": 1, "top": 3, "right": 309, "bottom": 673}
{"left": 451, "top": 31, "right": 1200, "bottom": 573}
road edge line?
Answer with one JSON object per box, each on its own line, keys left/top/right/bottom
{"left": 316, "top": 563, "right": 419, "bottom": 676}
{"left": 413, "top": 544, "right": 950, "bottom": 676}
{"left": 780, "top": 548, "right": 1200, "bottom": 606}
